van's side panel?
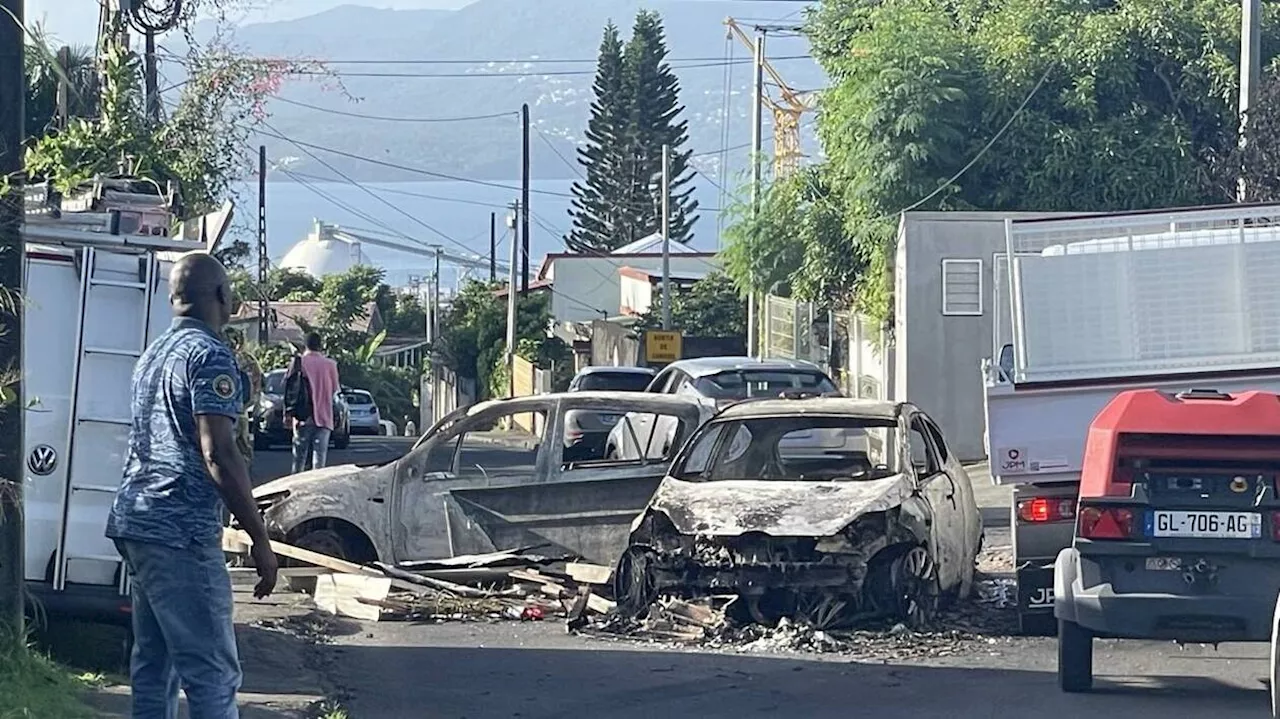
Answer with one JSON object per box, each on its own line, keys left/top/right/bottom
{"left": 22, "top": 255, "right": 79, "bottom": 583}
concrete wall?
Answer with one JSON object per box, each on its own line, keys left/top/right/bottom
{"left": 894, "top": 212, "right": 1067, "bottom": 461}
{"left": 544, "top": 254, "right": 719, "bottom": 322}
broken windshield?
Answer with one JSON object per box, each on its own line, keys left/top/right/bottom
{"left": 673, "top": 415, "right": 899, "bottom": 482}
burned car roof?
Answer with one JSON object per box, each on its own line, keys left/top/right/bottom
{"left": 713, "top": 396, "right": 903, "bottom": 420}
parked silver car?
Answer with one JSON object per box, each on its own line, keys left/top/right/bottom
{"left": 606, "top": 356, "right": 847, "bottom": 461}
{"left": 342, "top": 389, "right": 382, "bottom": 435}
{"left": 563, "top": 366, "right": 656, "bottom": 462}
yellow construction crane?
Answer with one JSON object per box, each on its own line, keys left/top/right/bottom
{"left": 724, "top": 17, "right": 817, "bottom": 178}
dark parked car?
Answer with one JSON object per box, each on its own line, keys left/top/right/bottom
{"left": 251, "top": 369, "right": 351, "bottom": 451}
{"left": 563, "top": 366, "right": 657, "bottom": 462}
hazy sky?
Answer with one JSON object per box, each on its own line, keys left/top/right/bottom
{"left": 25, "top": 0, "right": 477, "bottom": 45}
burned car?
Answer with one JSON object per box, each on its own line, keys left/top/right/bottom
{"left": 246, "top": 392, "right": 704, "bottom": 579}
{"left": 615, "top": 397, "right": 983, "bottom": 629}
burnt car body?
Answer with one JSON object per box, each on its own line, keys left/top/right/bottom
{"left": 251, "top": 369, "right": 351, "bottom": 451}
{"left": 247, "top": 392, "right": 704, "bottom": 568}
{"left": 1054, "top": 388, "right": 1280, "bottom": 693}
{"left": 615, "top": 397, "right": 983, "bottom": 629}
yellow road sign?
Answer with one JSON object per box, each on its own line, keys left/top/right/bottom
{"left": 644, "top": 330, "right": 683, "bottom": 364}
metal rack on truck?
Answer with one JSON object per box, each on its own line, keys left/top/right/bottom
{"left": 982, "top": 204, "right": 1280, "bottom": 634}
{"left": 21, "top": 178, "right": 209, "bottom": 625}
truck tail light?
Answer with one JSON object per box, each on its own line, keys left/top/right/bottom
{"left": 1078, "top": 505, "right": 1135, "bottom": 540}
{"left": 1016, "top": 497, "right": 1076, "bottom": 524}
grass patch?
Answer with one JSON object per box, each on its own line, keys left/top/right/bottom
{"left": 0, "top": 641, "right": 96, "bottom": 718}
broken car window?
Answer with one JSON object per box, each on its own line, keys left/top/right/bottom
{"left": 908, "top": 419, "right": 940, "bottom": 477}
{"left": 673, "top": 416, "right": 898, "bottom": 482}
{"left": 455, "top": 409, "right": 548, "bottom": 483}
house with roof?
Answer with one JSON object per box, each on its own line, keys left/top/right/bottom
{"left": 535, "top": 233, "right": 721, "bottom": 323}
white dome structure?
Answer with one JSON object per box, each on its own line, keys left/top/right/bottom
{"left": 279, "top": 220, "right": 373, "bottom": 277}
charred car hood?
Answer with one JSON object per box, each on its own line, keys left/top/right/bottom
{"left": 253, "top": 464, "right": 366, "bottom": 498}
{"left": 646, "top": 475, "right": 914, "bottom": 537}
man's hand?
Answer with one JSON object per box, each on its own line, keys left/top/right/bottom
{"left": 250, "top": 541, "right": 279, "bottom": 599}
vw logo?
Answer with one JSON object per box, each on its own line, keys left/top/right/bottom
{"left": 27, "top": 445, "right": 58, "bottom": 476}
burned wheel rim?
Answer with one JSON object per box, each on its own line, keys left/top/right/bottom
{"left": 615, "top": 547, "right": 658, "bottom": 616}
{"left": 893, "top": 546, "right": 940, "bottom": 630}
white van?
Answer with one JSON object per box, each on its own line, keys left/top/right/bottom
{"left": 21, "top": 195, "right": 209, "bottom": 625}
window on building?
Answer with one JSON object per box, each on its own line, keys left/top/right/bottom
{"left": 942, "top": 258, "right": 983, "bottom": 316}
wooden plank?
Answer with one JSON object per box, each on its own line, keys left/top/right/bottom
{"left": 565, "top": 562, "right": 613, "bottom": 585}
{"left": 314, "top": 574, "right": 391, "bottom": 622}
{"left": 223, "top": 528, "right": 433, "bottom": 596}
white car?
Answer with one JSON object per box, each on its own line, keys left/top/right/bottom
{"left": 605, "top": 357, "right": 854, "bottom": 461}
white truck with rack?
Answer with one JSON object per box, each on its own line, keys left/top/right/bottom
{"left": 983, "top": 204, "right": 1280, "bottom": 634}
{"left": 21, "top": 178, "right": 212, "bottom": 625}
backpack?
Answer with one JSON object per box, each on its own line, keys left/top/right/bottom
{"left": 283, "top": 354, "right": 313, "bottom": 423}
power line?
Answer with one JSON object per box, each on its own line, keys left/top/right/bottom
{"left": 286, "top": 170, "right": 513, "bottom": 210}
{"left": 533, "top": 126, "right": 584, "bottom": 180}
{"left": 260, "top": 118, "right": 479, "bottom": 255}
{"left": 250, "top": 126, "right": 577, "bottom": 198}
{"left": 262, "top": 57, "right": 815, "bottom": 79}
{"left": 271, "top": 96, "right": 519, "bottom": 124}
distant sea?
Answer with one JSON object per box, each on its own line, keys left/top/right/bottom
{"left": 238, "top": 178, "right": 730, "bottom": 291}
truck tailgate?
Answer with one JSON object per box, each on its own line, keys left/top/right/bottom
{"left": 985, "top": 373, "right": 1280, "bottom": 485}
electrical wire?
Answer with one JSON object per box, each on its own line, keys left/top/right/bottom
{"left": 533, "top": 126, "right": 585, "bottom": 180}
{"left": 245, "top": 57, "right": 816, "bottom": 80}
{"left": 286, "top": 170, "right": 514, "bottom": 210}
{"left": 260, "top": 119, "right": 477, "bottom": 255}
{"left": 271, "top": 97, "right": 520, "bottom": 124}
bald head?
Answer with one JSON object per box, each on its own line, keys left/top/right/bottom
{"left": 170, "top": 252, "right": 232, "bottom": 328}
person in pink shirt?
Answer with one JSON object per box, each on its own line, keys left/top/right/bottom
{"left": 291, "top": 332, "right": 341, "bottom": 472}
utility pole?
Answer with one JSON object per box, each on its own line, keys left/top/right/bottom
{"left": 55, "top": 46, "right": 70, "bottom": 128}
{"left": 0, "top": 0, "right": 25, "bottom": 644}
{"left": 747, "top": 32, "right": 766, "bottom": 358}
{"left": 432, "top": 247, "right": 442, "bottom": 343}
{"left": 143, "top": 30, "right": 159, "bottom": 124}
{"left": 1238, "top": 0, "right": 1262, "bottom": 202}
{"left": 521, "top": 104, "right": 531, "bottom": 293}
{"left": 489, "top": 212, "right": 497, "bottom": 283}
{"left": 257, "top": 146, "right": 270, "bottom": 345}
{"left": 506, "top": 203, "right": 520, "bottom": 398}
{"left": 661, "top": 144, "right": 672, "bottom": 331}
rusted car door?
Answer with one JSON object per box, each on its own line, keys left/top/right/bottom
{"left": 390, "top": 398, "right": 556, "bottom": 562}
{"left": 448, "top": 395, "right": 705, "bottom": 564}
{"left": 906, "top": 410, "right": 967, "bottom": 592}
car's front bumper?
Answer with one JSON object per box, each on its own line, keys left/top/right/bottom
{"left": 1055, "top": 546, "right": 1280, "bottom": 642}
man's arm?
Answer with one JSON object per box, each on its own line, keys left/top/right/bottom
{"left": 192, "top": 349, "right": 278, "bottom": 596}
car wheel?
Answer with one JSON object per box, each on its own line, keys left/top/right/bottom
{"left": 287, "top": 529, "right": 347, "bottom": 594}
{"left": 614, "top": 546, "right": 658, "bottom": 617}
{"left": 333, "top": 430, "right": 350, "bottom": 450}
{"left": 891, "top": 545, "right": 940, "bottom": 630}
{"left": 1057, "top": 619, "right": 1094, "bottom": 693}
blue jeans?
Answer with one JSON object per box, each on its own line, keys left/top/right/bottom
{"left": 115, "top": 539, "right": 241, "bottom": 719}
{"left": 292, "top": 422, "right": 332, "bottom": 474}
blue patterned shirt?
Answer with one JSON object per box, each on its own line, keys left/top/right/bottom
{"left": 106, "top": 317, "right": 245, "bottom": 548}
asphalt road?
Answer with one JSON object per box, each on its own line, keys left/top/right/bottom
{"left": 294, "top": 464, "right": 1277, "bottom": 719}
{"left": 249, "top": 434, "right": 418, "bottom": 485}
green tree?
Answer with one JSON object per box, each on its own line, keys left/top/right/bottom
{"left": 619, "top": 10, "right": 699, "bottom": 247}
{"left": 567, "top": 23, "right": 628, "bottom": 253}
{"left": 636, "top": 272, "right": 747, "bottom": 338}
{"left": 24, "top": 37, "right": 97, "bottom": 138}
{"left": 727, "top": 0, "right": 1270, "bottom": 328}
{"left": 435, "top": 282, "right": 568, "bottom": 399}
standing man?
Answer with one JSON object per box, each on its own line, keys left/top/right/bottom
{"left": 291, "top": 331, "right": 341, "bottom": 473}
{"left": 107, "top": 252, "right": 278, "bottom": 719}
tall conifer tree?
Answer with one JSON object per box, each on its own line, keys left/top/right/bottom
{"left": 567, "top": 23, "right": 627, "bottom": 253}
